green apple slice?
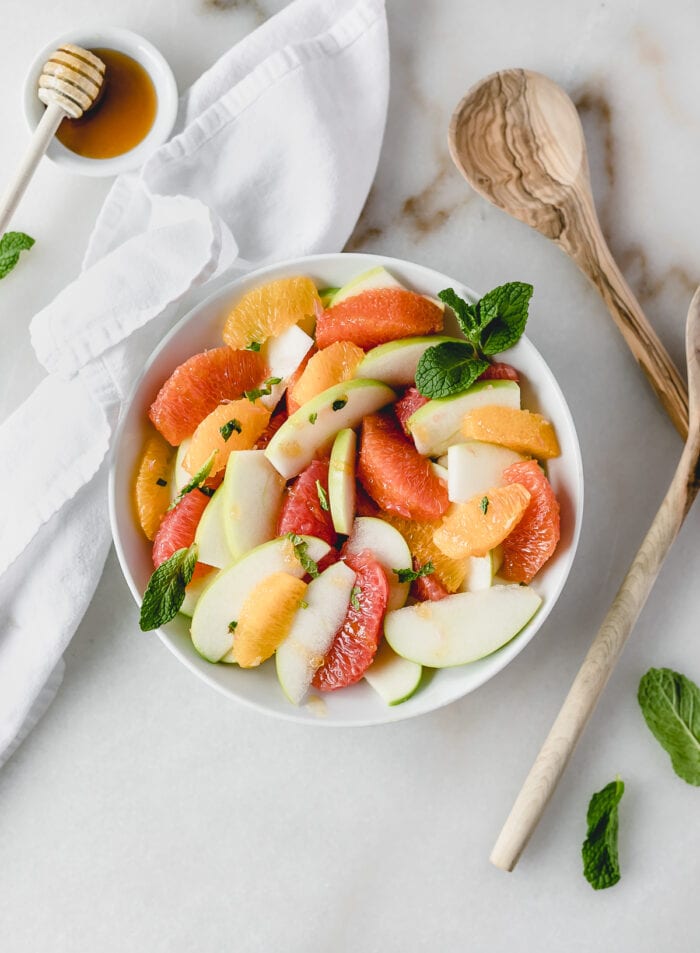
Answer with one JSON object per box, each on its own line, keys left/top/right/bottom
{"left": 447, "top": 441, "right": 525, "bottom": 502}
{"left": 344, "top": 516, "right": 412, "bottom": 611}
{"left": 190, "top": 535, "right": 330, "bottom": 662}
{"left": 222, "top": 450, "right": 286, "bottom": 559}
{"left": 328, "top": 428, "right": 356, "bottom": 535}
{"left": 355, "top": 336, "right": 462, "bottom": 387}
{"left": 329, "top": 265, "right": 405, "bottom": 306}
{"left": 180, "top": 571, "right": 216, "bottom": 618}
{"left": 407, "top": 380, "right": 520, "bottom": 457}
{"left": 275, "top": 561, "right": 356, "bottom": 705}
{"left": 265, "top": 378, "right": 396, "bottom": 479}
{"left": 384, "top": 585, "right": 542, "bottom": 667}
{"left": 259, "top": 324, "right": 314, "bottom": 411}
{"left": 193, "top": 488, "right": 231, "bottom": 569}
{"left": 364, "top": 641, "right": 422, "bottom": 705}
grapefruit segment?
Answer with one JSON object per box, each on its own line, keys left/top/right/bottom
{"left": 411, "top": 559, "right": 451, "bottom": 602}
{"left": 152, "top": 489, "right": 212, "bottom": 581}
{"left": 183, "top": 399, "right": 271, "bottom": 476}
{"left": 277, "top": 458, "right": 336, "bottom": 546}
{"left": 357, "top": 413, "right": 449, "bottom": 522}
{"left": 134, "top": 430, "right": 174, "bottom": 540}
{"left": 316, "top": 289, "right": 444, "bottom": 350}
{"left": 149, "top": 347, "right": 265, "bottom": 446}
{"left": 394, "top": 386, "right": 429, "bottom": 436}
{"left": 479, "top": 361, "right": 519, "bottom": 382}
{"left": 461, "top": 406, "right": 560, "bottom": 459}
{"left": 222, "top": 276, "right": 321, "bottom": 350}
{"left": 501, "top": 460, "right": 561, "bottom": 583}
{"left": 433, "top": 485, "right": 531, "bottom": 559}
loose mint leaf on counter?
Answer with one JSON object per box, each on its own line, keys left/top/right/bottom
{"left": 477, "top": 282, "right": 533, "bottom": 355}
{"left": 0, "top": 231, "right": 35, "bottom": 280}
{"left": 415, "top": 342, "right": 488, "bottom": 399}
{"left": 638, "top": 668, "right": 700, "bottom": 785}
{"left": 140, "top": 544, "right": 198, "bottom": 631}
{"left": 581, "top": 777, "right": 624, "bottom": 890}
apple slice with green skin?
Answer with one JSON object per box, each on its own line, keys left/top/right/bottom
{"left": 275, "top": 560, "right": 356, "bottom": 705}
{"left": 193, "top": 488, "right": 231, "bottom": 569}
{"left": 328, "top": 428, "right": 356, "bottom": 535}
{"left": 222, "top": 449, "right": 286, "bottom": 559}
{"left": 384, "top": 584, "right": 542, "bottom": 667}
{"left": 355, "top": 336, "right": 463, "bottom": 388}
{"left": 180, "top": 571, "right": 216, "bottom": 618}
{"left": 190, "top": 535, "right": 330, "bottom": 662}
{"left": 259, "top": 324, "right": 314, "bottom": 411}
{"left": 265, "top": 378, "right": 396, "bottom": 479}
{"left": 364, "top": 641, "right": 422, "bottom": 706}
{"left": 446, "top": 441, "right": 525, "bottom": 503}
{"left": 329, "top": 265, "right": 405, "bottom": 306}
{"left": 407, "top": 380, "right": 520, "bottom": 457}
{"left": 344, "top": 516, "right": 412, "bottom": 611}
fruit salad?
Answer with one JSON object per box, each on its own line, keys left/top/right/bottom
{"left": 135, "top": 266, "right": 562, "bottom": 707}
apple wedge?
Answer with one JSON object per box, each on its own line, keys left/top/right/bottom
{"left": 222, "top": 450, "right": 286, "bottom": 559}
{"left": 328, "top": 428, "right": 356, "bottom": 535}
{"left": 193, "top": 488, "right": 232, "bottom": 569}
{"left": 329, "top": 265, "right": 405, "bottom": 306}
{"left": 275, "top": 561, "right": 356, "bottom": 705}
{"left": 447, "top": 441, "right": 525, "bottom": 503}
{"left": 355, "top": 336, "right": 462, "bottom": 387}
{"left": 363, "top": 641, "right": 422, "bottom": 706}
{"left": 180, "top": 571, "right": 216, "bottom": 618}
{"left": 344, "top": 516, "right": 412, "bottom": 611}
{"left": 265, "top": 378, "right": 396, "bottom": 479}
{"left": 170, "top": 437, "right": 192, "bottom": 500}
{"left": 190, "top": 535, "right": 330, "bottom": 662}
{"left": 460, "top": 552, "right": 494, "bottom": 593}
{"left": 407, "top": 380, "right": 520, "bottom": 457}
{"left": 258, "top": 324, "right": 314, "bottom": 411}
{"left": 384, "top": 585, "right": 542, "bottom": 667}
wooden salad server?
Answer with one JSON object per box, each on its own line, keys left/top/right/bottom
{"left": 448, "top": 68, "right": 689, "bottom": 439}
{"left": 490, "top": 287, "right": 700, "bottom": 872}
{"left": 0, "top": 44, "right": 105, "bottom": 235}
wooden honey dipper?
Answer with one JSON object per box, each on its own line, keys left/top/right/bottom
{"left": 0, "top": 44, "right": 106, "bottom": 234}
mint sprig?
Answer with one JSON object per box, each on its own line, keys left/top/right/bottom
{"left": 638, "top": 668, "right": 700, "bottom": 785}
{"left": 140, "top": 544, "right": 198, "bottom": 630}
{"left": 285, "top": 533, "right": 320, "bottom": 578}
{"left": 393, "top": 562, "right": 435, "bottom": 584}
{"left": 168, "top": 451, "right": 217, "bottom": 511}
{"left": 245, "top": 376, "right": 282, "bottom": 402}
{"left": 582, "top": 778, "right": 624, "bottom": 890}
{"left": 0, "top": 231, "right": 35, "bottom": 280}
{"left": 416, "top": 282, "right": 533, "bottom": 399}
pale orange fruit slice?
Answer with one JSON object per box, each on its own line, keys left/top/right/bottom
{"left": 433, "top": 484, "right": 531, "bottom": 559}
{"left": 289, "top": 340, "right": 364, "bottom": 409}
{"left": 134, "top": 430, "right": 174, "bottom": 540}
{"left": 380, "top": 513, "right": 470, "bottom": 592}
{"left": 233, "top": 572, "right": 308, "bottom": 668}
{"left": 222, "top": 276, "right": 321, "bottom": 350}
{"left": 183, "top": 398, "right": 270, "bottom": 476}
{"left": 461, "top": 406, "right": 560, "bottom": 459}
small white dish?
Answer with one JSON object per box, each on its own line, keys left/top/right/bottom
{"left": 24, "top": 27, "right": 178, "bottom": 177}
{"left": 109, "top": 252, "right": 584, "bottom": 727}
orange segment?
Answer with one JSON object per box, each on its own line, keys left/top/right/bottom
{"left": 222, "top": 277, "right": 321, "bottom": 350}
{"left": 381, "top": 513, "right": 470, "bottom": 592}
{"left": 233, "top": 573, "right": 307, "bottom": 668}
{"left": 461, "top": 406, "right": 560, "bottom": 459}
{"left": 289, "top": 341, "right": 364, "bottom": 409}
{"left": 433, "top": 485, "right": 531, "bottom": 559}
{"left": 183, "top": 399, "right": 271, "bottom": 476}
{"left": 134, "top": 430, "right": 174, "bottom": 540}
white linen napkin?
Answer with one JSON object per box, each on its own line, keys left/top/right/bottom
{"left": 0, "top": 0, "right": 389, "bottom": 766}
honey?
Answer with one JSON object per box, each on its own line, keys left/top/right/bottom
{"left": 54, "top": 48, "right": 157, "bottom": 159}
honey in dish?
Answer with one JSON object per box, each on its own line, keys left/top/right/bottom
{"left": 55, "top": 48, "right": 157, "bottom": 159}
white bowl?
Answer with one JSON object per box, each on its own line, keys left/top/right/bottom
{"left": 109, "top": 253, "right": 584, "bottom": 727}
{"left": 24, "top": 27, "right": 178, "bottom": 177}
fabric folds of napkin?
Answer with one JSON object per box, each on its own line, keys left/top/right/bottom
{"left": 0, "top": 0, "right": 389, "bottom": 766}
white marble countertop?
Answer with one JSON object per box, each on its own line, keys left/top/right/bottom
{"left": 1, "top": 1, "right": 699, "bottom": 950}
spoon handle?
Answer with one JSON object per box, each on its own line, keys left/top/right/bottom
{"left": 562, "top": 195, "right": 689, "bottom": 439}
{"left": 0, "top": 102, "right": 65, "bottom": 236}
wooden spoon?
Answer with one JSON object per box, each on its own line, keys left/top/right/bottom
{"left": 448, "top": 68, "right": 689, "bottom": 439}
{"left": 490, "top": 287, "right": 700, "bottom": 872}
{"left": 0, "top": 44, "right": 106, "bottom": 235}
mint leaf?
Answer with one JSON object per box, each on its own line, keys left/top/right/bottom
{"left": 316, "top": 479, "right": 329, "bottom": 511}
{"left": 319, "top": 287, "right": 340, "bottom": 307}
{"left": 0, "top": 231, "right": 35, "bottom": 280}
{"left": 285, "top": 533, "right": 320, "bottom": 578}
{"left": 350, "top": 585, "right": 361, "bottom": 610}
{"left": 168, "top": 451, "right": 216, "bottom": 511}
{"left": 246, "top": 341, "right": 261, "bottom": 351}
{"left": 582, "top": 778, "right": 624, "bottom": 890}
{"left": 228, "top": 620, "right": 238, "bottom": 633}
{"left": 219, "top": 418, "right": 242, "bottom": 441}
{"left": 477, "top": 282, "right": 533, "bottom": 355}
{"left": 245, "top": 377, "right": 282, "bottom": 402}
{"left": 140, "top": 544, "right": 198, "bottom": 630}
{"left": 415, "top": 342, "right": 488, "bottom": 399}
{"left": 332, "top": 397, "right": 347, "bottom": 411}
{"left": 308, "top": 412, "right": 318, "bottom": 425}
{"left": 638, "top": 668, "right": 700, "bottom": 784}
{"left": 438, "top": 288, "right": 480, "bottom": 342}
{"left": 156, "top": 477, "right": 168, "bottom": 487}
{"left": 480, "top": 496, "right": 489, "bottom": 515}
{"left": 394, "top": 561, "right": 434, "bottom": 584}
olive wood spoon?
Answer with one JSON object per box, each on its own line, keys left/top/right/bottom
{"left": 491, "top": 287, "right": 700, "bottom": 872}
{"left": 448, "top": 68, "right": 689, "bottom": 439}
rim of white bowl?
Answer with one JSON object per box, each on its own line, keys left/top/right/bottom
{"left": 108, "top": 252, "right": 584, "bottom": 727}
{"left": 24, "top": 26, "right": 178, "bottom": 177}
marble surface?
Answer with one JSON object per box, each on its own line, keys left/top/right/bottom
{"left": 1, "top": 1, "right": 700, "bottom": 950}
